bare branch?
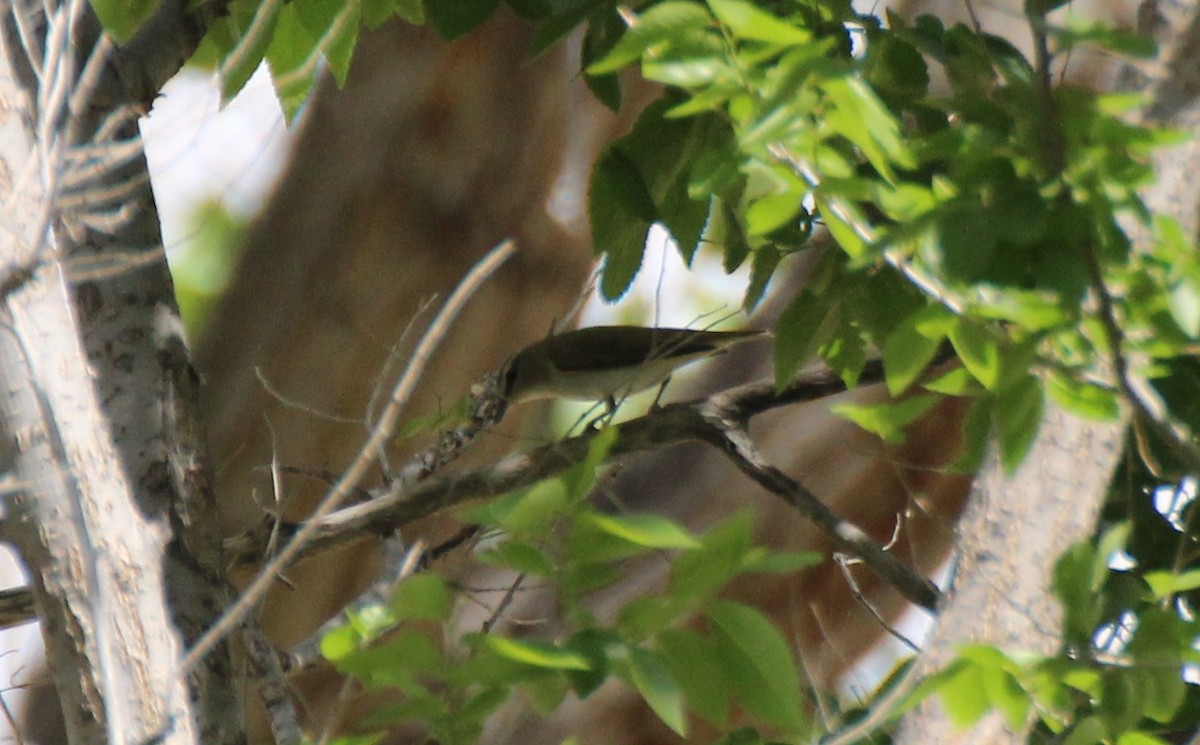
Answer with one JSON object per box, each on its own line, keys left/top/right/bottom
{"left": 226, "top": 355, "right": 952, "bottom": 614}
{"left": 184, "top": 239, "right": 517, "bottom": 672}
{"left": 242, "top": 621, "right": 301, "bottom": 745}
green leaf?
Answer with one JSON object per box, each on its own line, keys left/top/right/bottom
{"left": 592, "top": 148, "right": 659, "bottom": 223}
{"left": 831, "top": 394, "right": 941, "bottom": 444}
{"left": 1127, "top": 608, "right": 1184, "bottom": 668}
{"left": 391, "top": 574, "right": 451, "bottom": 622}
{"left": 932, "top": 205, "right": 998, "bottom": 282}
{"left": 523, "top": 674, "right": 570, "bottom": 714}
{"left": 739, "top": 549, "right": 822, "bottom": 574}
{"left": 564, "top": 628, "right": 614, "bottom": 697}
{"left": 712, "top": 728, "right": 766, "bottom": 745}
{"left": 348, "top": 602, "right": 400, "bottom": 641}
{"left": 626, "top": 646, "right": 688, "bottom": 735}
{"left": 744, "top": 245, "right": 781, "bottom": 311}
{"left": 339, "top": 630, "right": 441, "bottom": 688}
{"left": 708, "top": 601, "right": 805, "bottom": 731}
{"left": 1168, "top": 279, "right": 1200, "bottom": 338}
{"left": 993, "top": 374, "right": 1043, "bottom": 473}
{"left": 584, "top": 513, "right": 701, "bottom": 549}
{"left": 591, "top": 155, "right": 653, "bottom": 300}
{"left": 706, "top": 0, "right": 810, "bottom": 44}
{"left": 936, "top": 659, "right": 990, "bottom": 729}
{"left": 746, "top": 193, "right": 805, "bottom": 238}
{"left": 980, "top": 662, "right": 1030, "bottom": 732}
{"left": 774, "top": 289, "right": 832, "bottom": 388}
{"left": 1052, "top": 15, "right": 1157, "bottom": 58}
{"left": 969, "top": 288, "right": 1069, "bottom": 331}
{"left": 659, "top": 121, "right": 728, "bottom": 262}
{"left": 564, "top": 425, "right": 618, "bottom": 501}
{"left": 822, "top": 76, "right": 915, "bottom": 182}
{"left": 90, "top": 0, "right": 159, "bottom": 40}
{"left": 1054, "top": 540, "right": 1102, "bottom": 644}
{"left": 427, "top": 0, "right": 500, "bottom": 38}
{"left": 364, "top": 0, "right": 420, "bottom": 27}
{"left": 1063, "top": 716, "right": 1107, "bottom": 745}
{"left": 814, "top": 193, "right": 870, "bottom": 259}
{"left": 321, "top": 624, "right": 361, "bottom": 662}
{"left": 531, "top": 0, "right": 600, "bottom": 54}
{"left": 657, "top": 629, "right": 729, "bottom": 727}
{"left": 484, "top": 636, "right": 592, "bottom": 671}
{"left": 1099, "top": 670, "right": 1139, "bottom": 735}
{"left": 923, "top": 367, "right": 983, "bottom": 396}
{"left": 478, "top": 541, "right": 556, "bottom": 575}
{"left": 592, "top": 104, "right": 719, "bottom": 298}
{"left": 587, "top": 2, "right": 714, "bottom": 74}
{"left": 265, "top": 5, "right": 316, "bottom": 120}
{"left": 950, "top": 395, "right": 990, "bottom": 472}
{"left": 618, "top": 596, "right": 686, "bottom": 640}
{"left": 825, "top": 314, "right": 868, "bottom": 387}
{"left": 668, "top": 512, "right": 755, "bottom": 606}
{"left": 297, "top": 0, "right": 362, "bottom": 86}
{"left": 948, "top": 319, "right": 1001, "bottom": 390}
{"left": 1130, "top": 665, "right": 1185, "bottom": 724}
{"left": 865, "top": 33, "right": 929, "bottom": 101}
{"left": 708, "top": 198, "right": 751, "bottom": 273}
{"left": 220, "top": 0, "right": 284, "bottom": 103}
{"left": 644, "top": 57, "right": 729, "bottom": 88}
{"left": 883, "top": 306, "right": 950, "bottom": 395}
{"left": 464, "top": 477, "right": 568, "bottom": 537}
{"left": 1115, "top": 732, "right": 1173, "bottom": 745}
{"left": 1144, "top": 568, "right": 1200, "bottom": 598}
{"left": 1045, "top": 372, "right": 1119, "bottom": 420}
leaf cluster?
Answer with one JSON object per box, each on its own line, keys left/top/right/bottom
{"left": 320, "top": 431, "right": 823, "bottom": 742}
{"left": 903, "top": 516, "right": 1200, "bottom": 745}
{"left": 575, "top": 0, "right": 1192, "bottom": 478}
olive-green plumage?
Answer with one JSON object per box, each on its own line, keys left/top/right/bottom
{"left": 499, "top": 326, "right": 766, "bottom": 404}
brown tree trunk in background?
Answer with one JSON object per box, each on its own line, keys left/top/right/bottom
{"left": 196, "top": 10, "right": 973, "bottom": 743}
{"left": 195, "top": 13, "right": 646, "bottom": 736}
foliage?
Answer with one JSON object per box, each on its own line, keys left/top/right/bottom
{"left": 170, "top": 199, "right": 246, "bottom": 336}
{"left": 90, "top": 0, "right": 1200, "bottom": 740}
{"left": 903, "top": 512, "right": 1200, "bottom": 745}
{"left": 320, "top": 430, "right": 822, "bottom": 743}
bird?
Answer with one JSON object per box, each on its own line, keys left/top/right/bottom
{"left": 497, "top": 325, "right": 768, "bottom": 412}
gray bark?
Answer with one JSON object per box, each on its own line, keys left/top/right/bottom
{"left": 894, "top": 408, "right": 1126, "bottom": 744}
{"left": 0, "top": 0, "right": 235, "bottom": 741}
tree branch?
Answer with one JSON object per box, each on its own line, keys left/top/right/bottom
{"left": 184, "top": 239, "right": 517, "bottom": 673}
{"left": 227, "top": 355, "right": 952, "bottom": 614}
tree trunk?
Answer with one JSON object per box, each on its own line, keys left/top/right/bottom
{"left": 895, "top": 408, "right": 1126, "bottom": 744}
{"left": 896, "top": 1, "right": 1200, "bottom": 741}
{"left": 195, "top": 13, "right": 647, "bottom": 736}
{"left": 0, "top": 0, "right": 237, "bottom": 741}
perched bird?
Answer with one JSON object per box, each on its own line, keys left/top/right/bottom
{"left": 498, "top": 325, "right": 767, "bottom": 411}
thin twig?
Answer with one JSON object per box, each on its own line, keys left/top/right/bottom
{"left": 0, "top": 683, "right": 25, "bottom": 745}
{"left": 184, "top": 239, "right": 517, "bottom": 672}
{"left": 481, "top": 573, "right": 526, "bottom": 634}
{"left": 701, "top": 409, "right": 941, "bottom": 611}
{"left": 834, "top": 552, "right": 920, "bottom": 652}
{"left": 1080, "top": 239, "right": 1200, "bottom": 474}
{"left": 767, "top": 142, "right": 966, "bottom": 316}
{"left": 254, "top": 367, "right": 361, "bottom": 426}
